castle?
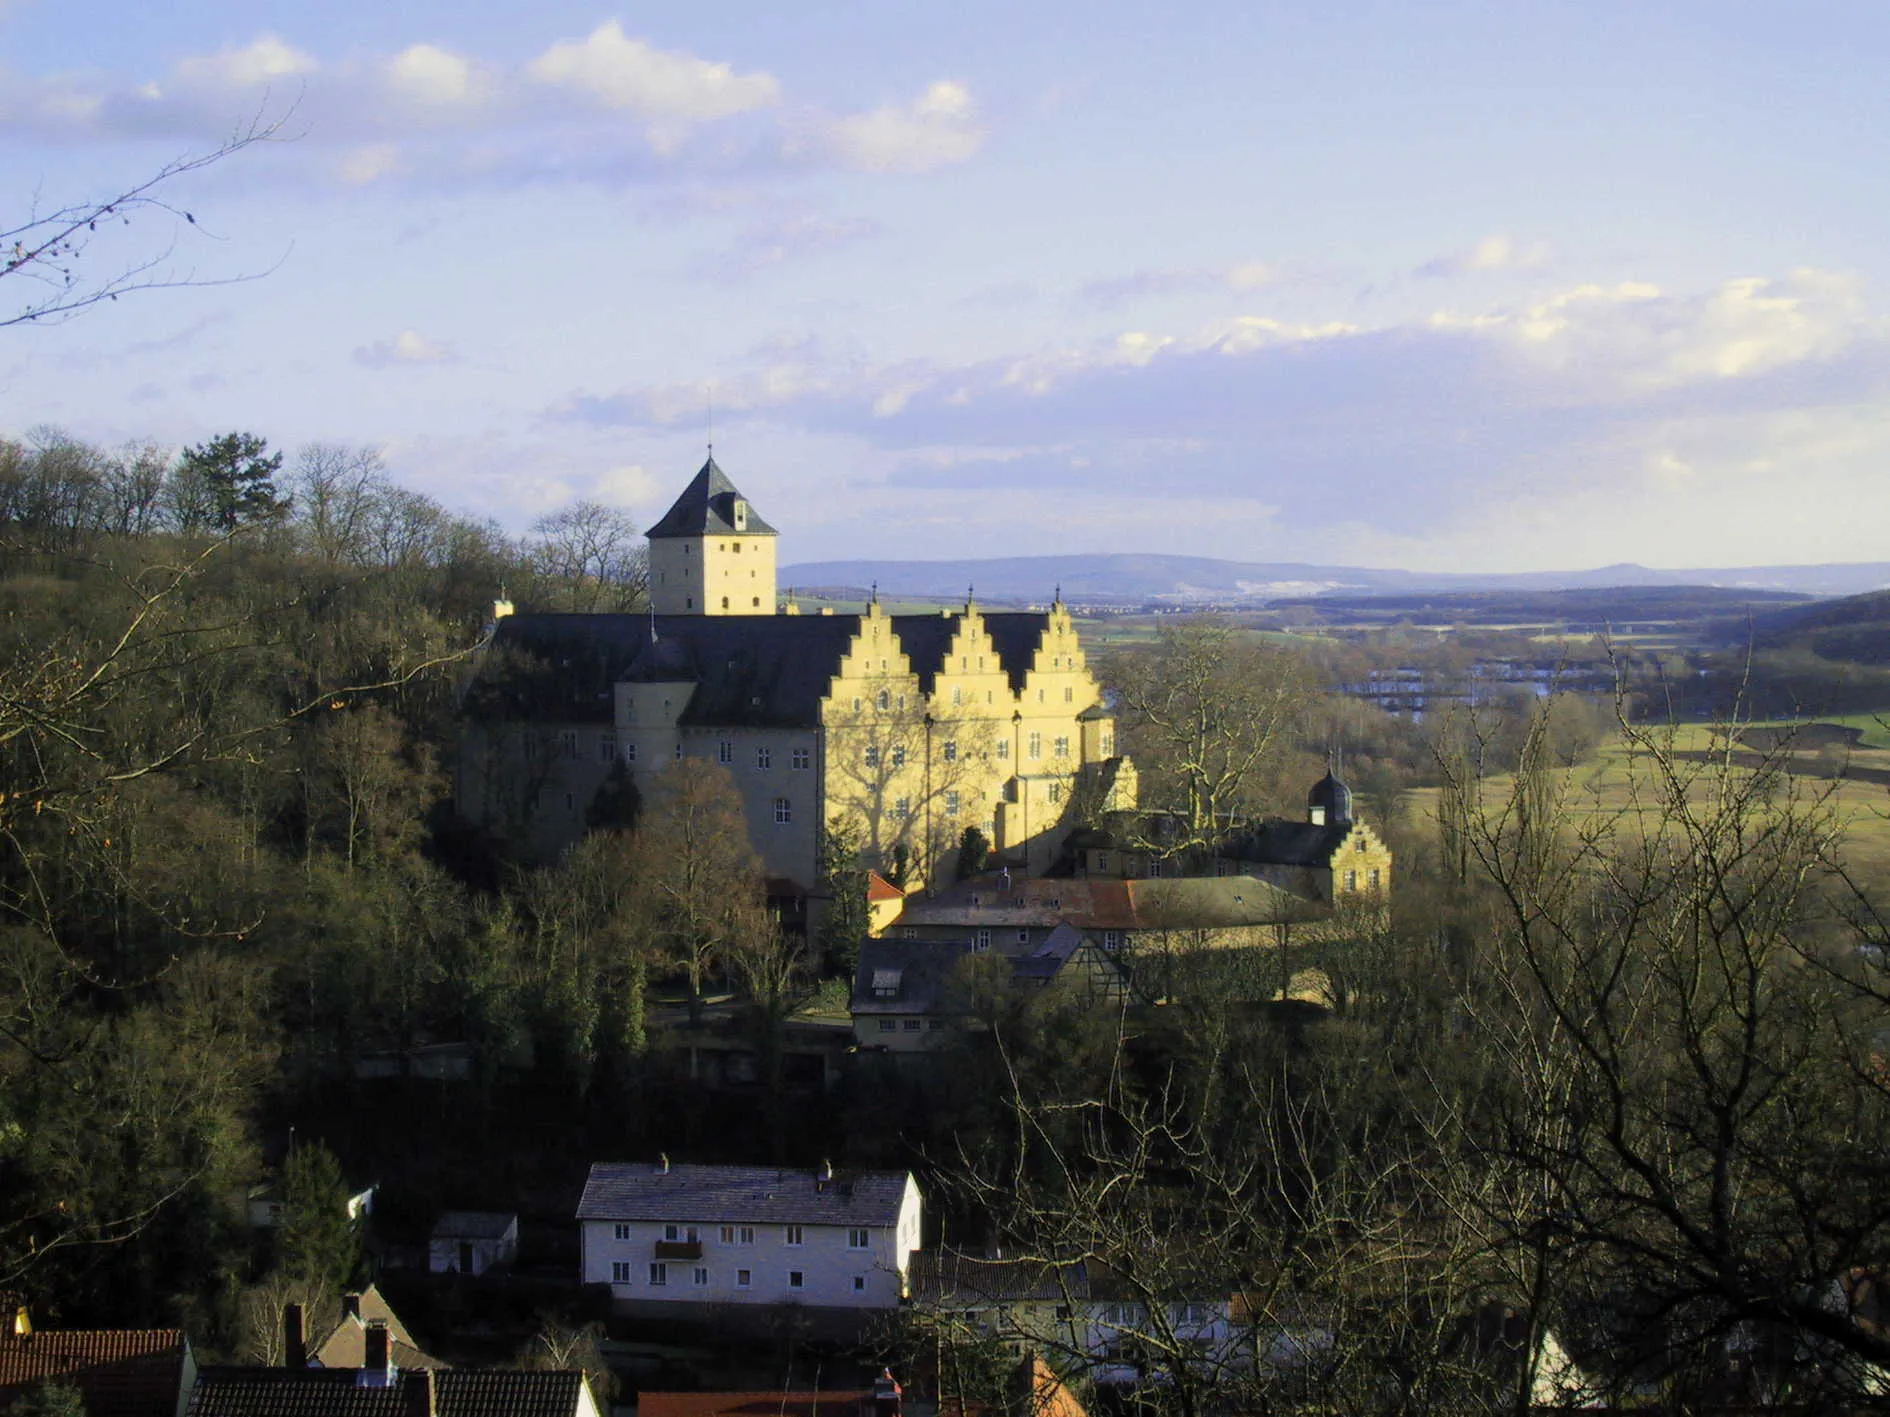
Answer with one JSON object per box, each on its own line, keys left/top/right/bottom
{"left": 457, "top": 458, "right": 1137, "bottom": 890}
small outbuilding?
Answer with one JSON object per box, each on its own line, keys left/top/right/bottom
{"left": 428, "top": 1211, "right": 519, "bottom": 1276}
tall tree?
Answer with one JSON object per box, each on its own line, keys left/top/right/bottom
{"left": 172, "top": 432, "right": 289, "bottom": 532}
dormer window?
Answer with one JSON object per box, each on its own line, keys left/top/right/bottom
{"left": 733, "top": 498, "right": 748, "bottom": 529}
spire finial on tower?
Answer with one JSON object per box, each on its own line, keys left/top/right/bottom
{"left": 870, "top": 581, "right": 878, "bottom": 607}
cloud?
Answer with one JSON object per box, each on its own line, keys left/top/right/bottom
{"left": 824, "top": 80, "right": 984, "bottom": 173}
{"left": 526, "top": 21, "right": 779, "bottom": 120}
{"left": 3, "top": 29, "right": 982, "bottom": 191}
{"left": 172, "top": 35, "right": 317, "bottom": 90}
{"left": 695, "top": 213, "right": 880, "bottom": 279}
{"left": 1415, "top": 232, "right": 1551, "bottom": 279}
{"left": 548, "top": 268, "right": 1890, "bottom": 550}
{"left": 353, "top": 330, "right": 457, "bottom": 367}
{"left": 1079, "top": 262, "right": 1282, "bottom": 308}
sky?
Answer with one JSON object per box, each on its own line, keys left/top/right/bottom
{"left": 3, "top": 0, "right": 1887, "bottom": 574}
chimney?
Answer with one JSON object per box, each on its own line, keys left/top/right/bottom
{"left": 404, "top": 1370, "right": 435, "bottom": 1417}
{"left": 342, "top": 1293, "right": 362, "bottom": 1322}
{"left": 363, "top": 1320, "right": 391, "bottom": 1385}
{"left": 283, "top": 1304, "right": 307, "bottom": 1370}
{"left": 872, "top": 1370, "right": 902, "bottom": 1417}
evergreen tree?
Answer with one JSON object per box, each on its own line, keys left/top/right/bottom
{"left": 174, "top": 432, "right": 289, "bottom": 531}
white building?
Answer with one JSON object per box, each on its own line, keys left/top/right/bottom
{"left": 576, "top": 1160, "right": 922, "bottom": 1312}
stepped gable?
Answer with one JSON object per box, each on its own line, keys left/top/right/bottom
{"left": 646, "top": 457, "right": 777, "bottom": 538}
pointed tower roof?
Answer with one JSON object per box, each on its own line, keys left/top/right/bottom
{"left": 1308, "top": 770, "right": 1353, "bottom": 826}
{"left": 646, "top": 456, "right": 777, "bottom": 538}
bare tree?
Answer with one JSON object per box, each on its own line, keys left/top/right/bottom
{"left": 3, "top": 117, "right": 282, "bottom": 328}
{"left": 526, "top": 500, "right": 646, "bottom": 612}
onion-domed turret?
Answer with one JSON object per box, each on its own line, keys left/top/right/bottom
{"left": 1308, "top": 770, "right": 1352, "bottom": 828}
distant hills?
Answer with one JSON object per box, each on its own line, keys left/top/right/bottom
{"left": 779, "top": 554, "right": 1890, "bottom": 605}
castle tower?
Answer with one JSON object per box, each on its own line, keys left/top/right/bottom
{"left": 646, "top": 456, "right": 779, "bottom": 615}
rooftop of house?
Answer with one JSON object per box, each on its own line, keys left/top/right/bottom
{"left": 850, "top": 939, "right": 974, "bottom": 1017}
{"left": 638, "top": 1393, "right": 877, "bottom": 1417}
{"left": 576, "top": 1162, "right": 912, "bottom": 1228}
{"left": 645, "top": 458, "right": 778, "bottom": 538}
{"left": 892, "top": 874, "right": 1315, "bottom": 931}
{"left": 0, "top": 1328, "right": 189, "bottom": 1417}
{"left": 465, "top": 608, "right": 1064, "bottom": 727}
{"left": 309, "top": 1290, "right": 441, "bottom": 1373}
{"left": 865, "top": 871, "right": 905, "bottom": 904}
{"left": 429, "top": 1212, "right": 516, "bottom": 1242}
{"left": 188, "top": 1369, "right": 586, "bottom": 1417}
{"left": 909, "top": 1251, "right": 1091, "bottom": 1305}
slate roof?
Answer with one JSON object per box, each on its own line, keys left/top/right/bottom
{"left": 909, "top": 1250, "right": 1090, "bottom": 1305}
{"left": 189, "top": 1370, "right": 586, "bottom": 1417}
{"left": 430, "top": 1211, "right": 516, "bottom": 1241}
{"left": 0, "top": 1330, "right": 188, "bottom": 1417}
{"left": 850, "top": 939, "right": 974, "bottom": 1016}
{"left": 640, "top": 1393, "right": 874, "bottom": 1417}
{"left": 1225, "top": 819, "right": 1351, "bottom": 869}
{"left": 576, "top": 1163, "right": 912, "bottom": 1227}
{"left": 646, "top": 458, "right": 778, "bottom": 538}
{"left": 467, "top": 611, "right": 1055, "bottom": 726}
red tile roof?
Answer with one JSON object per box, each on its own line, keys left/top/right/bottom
{"left": 0, "top": 1330, "right": 189, "bottom": 1417}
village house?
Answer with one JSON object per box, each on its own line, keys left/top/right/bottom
{"left": 575, "top": 1159, "right": 923, "bottom": 1317}
{"left": 0, "top": 1320, "right": 195, "bottom": 1417}
{"left": 457, "top": 459, "right": 1136, "bottom": 890}
{"left": 428, "top": 1212, "right": 519, "bottom": 1277}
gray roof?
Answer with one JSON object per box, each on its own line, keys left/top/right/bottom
{"left": 1226, "top": 818, "right": 1351, "bottom": 869}
{"left": 576, "top": 1162, "right": 912, "bottom": 1227}
{"left": 469, "top": 610, "right": 1055, "bottom": 727}
{"left": 189, "top": 1371, "right": 586, "bottom": 1417}
{"left": 850, "top": 938, "right": 974, "bottom": 1015}
{"left": 909, "top": 1250, "right": 1091, "bottom": 1304}
{"left": 430, "top": 1211, "right": 516, "bottom": 1241}
{"left": 646, "top": 458, "right": 778, "bottom": 538}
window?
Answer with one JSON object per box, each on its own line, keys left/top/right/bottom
{"left": 694, "top": 1267, "right": 708, "bottom": 1286}
{"left": 649, "top": 1263, "right": 668, "bottom": 1286}
{"left": 975, "top": 929, "right": 991, "bottom": 951}
{"left": 599, "top": 733, "right": 617, "bottom": 762}
{"left": 756, "top": 746, "right": 772, "bottom": 769}
{"left": 1369, "top": 867, "right": 1382, "bottom": 889}
{"left": 791, "top": 747, "right": 810, "bottom": 770}
{"left": 1053, "top": 736, "right": 1070, "bottom": 759}
{"left": 848, "top": 1228, "right": 870, "bottom": 1249}
{"left": 1048, "top": 783, "right": 1062, "bottom": 804}
{"left": 928, "top": 1019, "right": 944, "bottom": 1030}
{"left": 1027, "top": 733, "right": 1042, "bottom": 760}
{"left": 717, "top": 740, "right": 733, "bottom": 764}
{"left": 903, "top": 1019, "right": 922, "bottom": 1031}
{"left": 1065, "top": 687, "right": 1074, "bottom": 702}
{"left": 876, "top": 690, "right": 890, "bottom": 711}
{"left": 664, "top": 1225, "right": 698, "bottom": 1242}
{"left": 892, "top": 797, "right": 909, "bottom": 819}
{"left": 1177, "top": 1303, "right": 1210, "bottom": 1326}
{"left": 1017, "top": 929, "right": 1031, "bottom": 943}
{"left": 852, "top": 697, "right": 862, "bottom": 713}
{"left": 789, "top": 1271, "right": 804, "bottom": 1289}
{"left": 737, "top": 1269, "right": 751, "bottom": 1287}
{"left": 556, "top": 730, "right": 577, "bottom": 759}
{"left": 864, "top": 745, "right": 880, "bottom": 768}
{"left": 563, "top": 792, "right": 575, "bottom": 813}
{"left": 1101, "top": 731, "right": 1115, "bottom": 756}
{"left": 996, "top": 740, "right": 1010, "bottom": 760}
{"left": 1343, "top": 869, "right": 1358, "bottom": 891}
{"left": 720, "top": 596, "right": 729, "bottom": 610}
{"left": 942, "top": 740, "right": 958, "bottom": 762}
{"left": 879, "top": 1019, "right": 896, "bottom": 1032}
{"left": 614, "top": 1223, "right": 632, "bottom": 1240}
{"left": 785, "top": 1225, "right": 804, "bottom": 1246}
{"left": 720, "top": 1225, "right": 755, "bottom": 1244}
{"left": 952, "top": 687, "right": 962, "bottom": 707}
{"left": 673, "top": 742, "right": 683, "bottom": 760}
{"left": 853, "top": 1276, "right": 867, "bottom": 1293}
{"left": 890, "top": 745, "right": 906, "bottom": 768}
{"left": 774, "top": 797, "right": 792, "bottom": 825}
{"left": 611, "top": 1262, "right": 632, "bottom": 1283}
{"left": 1096, "top": 852, "right": 1111, "bottom": 872}
{"left": 1103, "top": 930, "right": 1122, "bottom": 950}
{"left": 945, "top": 790, "right": 960, "bottom": 815}
{"left": 1356, "top": 837, "right": 1367, "bottom": 853}
{"left": 625, "top": 742, "right": 638, "bottom": 764}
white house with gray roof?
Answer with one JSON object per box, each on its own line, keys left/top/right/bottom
{"left": 576, "top": 1160, "right": 922, "bottom": 1312}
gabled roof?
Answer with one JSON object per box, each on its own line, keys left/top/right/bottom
{"left": 576, "top": 1163, "right": 912, "bottom": 1228}
{"left": 646, "top": 458, "right": 777, "bottom": 538}
{"left": 909, "top": 1250, "right": 1090, "bottom": 1305}
{"left": 1225, "top": 818, "right": 1351, "bottom": 869}
{"left": 310, "top": 1287, "right": 441, "bottom": 1372}
{"left": 639, "top": 1394, "right": 873, "bottom": 1417}
{"left": 189, "top": 1370, "right": 586, "bottom": 1417}
{"left": 468, "top": 611, "right": 1056, "bottom": 727}
{"left": 0, "top": 1330, "right": 188, "bottom": 1417}
{"left": 430, "top": 1212, "right": 516, "bottom": 1241}
{"left": 850, "top": 939, "right": 974, "bottom": 1015}
{"left": 865, "top": 871, "right": 904, "bottom": 904}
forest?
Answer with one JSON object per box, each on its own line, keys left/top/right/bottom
{"left": 1, "top": 427, "right": 1888, "bottom": 1416}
